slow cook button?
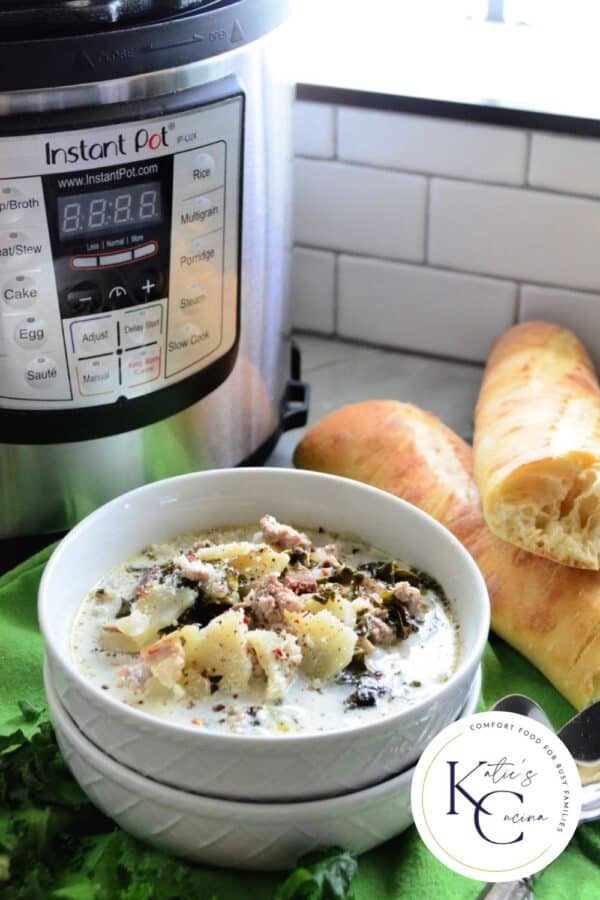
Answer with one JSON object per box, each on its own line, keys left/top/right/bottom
{"left": 122, "top": 345, "right": 162, "bottom": 387}
{"left": 2, "top": 274, "right": 38, "bottom": 310}
{"left": 70, "top": 314, "right": 116, "bottom": 357}
{"left": 25, "top": 355, "right": 59, "bottom": 390}
{"left": 76, "top": 357, "right": 118, "bottom": 396}
{"left": 14, "top": 315, "right": 47, "bottom": 349}
{"left": 122, "top": 306, "right": 163, "bottom": 348}
{"left": 167, "top": 323, "right": 211, "bottom": 363}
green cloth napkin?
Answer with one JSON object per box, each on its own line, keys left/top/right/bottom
{"left": 1, "top": 546, "right": 599, "bottom": 900}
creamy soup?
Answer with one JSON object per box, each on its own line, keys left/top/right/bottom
{"left": 71, "top": 516, "right": 461, "bottom": 735}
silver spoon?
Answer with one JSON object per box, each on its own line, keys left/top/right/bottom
{"left": 478, "top": 695, "right": 600, "bottom": 899}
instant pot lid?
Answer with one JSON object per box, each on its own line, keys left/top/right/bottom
{"left": 0, "top": 0, "right": 288, "bottom": 92}
{"left": 0, "top": 1, "right": 236, "bottom": 39}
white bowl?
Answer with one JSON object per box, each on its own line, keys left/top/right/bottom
{"left": 39, "top": 467, "right": 489, "bottom": 802}
{"left": 46, "top": 661, "right": 481, "bottom": 871}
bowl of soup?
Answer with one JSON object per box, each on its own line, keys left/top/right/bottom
{"left": 39, "top": 467, "right": 489, "bottom": 801}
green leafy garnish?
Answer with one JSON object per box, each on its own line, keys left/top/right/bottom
{"left": 1, "top": 710, "right": 360, "bottom": 898}
{"left": 17, "top": 700, "right": 42, "bottom": 723}
{"left": 275, "top": 848, "right": 358, "bottom": 900}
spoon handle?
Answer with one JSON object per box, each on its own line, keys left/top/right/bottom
{"left": 477, "top": 878, "right": 534, "bottom": 900}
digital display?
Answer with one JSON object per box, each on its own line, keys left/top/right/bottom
{"left": 57, "top": 182, "right": 162, "bottom": 239}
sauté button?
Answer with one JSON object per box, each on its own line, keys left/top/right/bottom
{"left": 2, "top": 274, "right": 38, "bottom": 310}
{"left": 25, "top": 355, "right": 58, "bottom": 390}
{"left": 64, "top": 282, "right": 102, "bottom": 317}
{"left": 15, "top": 315, "right": 47, "bottom": 349}
{"left": 76, "top": 357, "right": 119, "bottom": 396}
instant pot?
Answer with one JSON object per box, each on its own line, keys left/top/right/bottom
{"left": 0, "top": 0, "right": 308, "bottom": 543}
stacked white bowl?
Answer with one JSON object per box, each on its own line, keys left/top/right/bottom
{"left": 39, "top": 469, "right": 489, "bottom": 871}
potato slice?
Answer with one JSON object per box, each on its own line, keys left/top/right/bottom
{"left": 247, "top": 629, "right": 302, "bottom": 700}
{"left": 102, "top": 583, "right": 195, "bottom": 650}
{"left": 293, "top": 610, "right": 357, "bottom": 681}
{"left": 180, "top": 610, "right": 252, "bottom": 692}
{"left": 304, "top": 595, "right": 357, "bottom": 628}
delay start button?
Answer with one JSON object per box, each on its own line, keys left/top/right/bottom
{"left": 25, "top": 355, "right": 58, "bottom": 390}
{"left": 2, "top": 274, "right": 38, "bottom": 309}
{"left": 15, "top": 315, "right": 46, "bottom": 349}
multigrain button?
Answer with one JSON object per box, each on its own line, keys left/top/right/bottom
{"left": 14, "top": 315, "right": 47, "bottom": 350}
{"left": 179, "top": 188, "right": 223, "bottom": 233}
{"left": 2, "top": 274, "right": 38, "bottom": 310}
{"left": 24, "top": 355, "right": 58, "bottom": 390}
{"left": 76, "top": 357, "right": 118, "bottom": 396}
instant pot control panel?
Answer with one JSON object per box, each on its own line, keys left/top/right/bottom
{"left": 0, "top": 92, "right": 243, "bottom": 434}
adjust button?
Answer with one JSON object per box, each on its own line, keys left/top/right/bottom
{"left": 14, "top": 315, "right": 47, "bottom": 350}
{"left": 64, "top": 282, "right": 102, "bottom": 317}
{"left": 70, "top": 314, "right": 116, "bottom": 357}
{"left": 2, "top": 274, "right": 38, "bottom": 310}
{"left": 24, "top": 355, "right": 59, "bottom": 390}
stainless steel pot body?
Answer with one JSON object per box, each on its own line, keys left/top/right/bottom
{"left": 0, "top": 24, "right": 293, "bottom": 537}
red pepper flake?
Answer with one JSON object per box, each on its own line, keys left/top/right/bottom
{"left": 272, "top": 647, "right": 284, "bottom": 658}
{"left": 212, "top": 703, "right": 226, "bottom": 712}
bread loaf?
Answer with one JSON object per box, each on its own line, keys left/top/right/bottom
{"left": 474, "top": 321, "right": 600, "bottom": 570}
{"left": 294, "top": 400, "right": 600, "bottom": 709}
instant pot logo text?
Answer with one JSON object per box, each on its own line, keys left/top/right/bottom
{"left": 44, "top": 126, "right": 169, "bottom": 166}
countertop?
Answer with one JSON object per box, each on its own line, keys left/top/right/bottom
{"left": 0, "top": 336, "right": 483, "bottom": 574}
{"left": 269, "top": 334, "right": 483, "bottom": 467}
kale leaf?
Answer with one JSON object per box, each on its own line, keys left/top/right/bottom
{"left": 275, "top": 848, "right": 358, "bottom": 900}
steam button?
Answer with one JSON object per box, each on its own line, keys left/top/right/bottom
{"left": 25, "top": 355, "right": 58, "bottom": 390}
{"left": 15, "top": 315, "right": 47, "bottom": 349}
{"left": 2, "top": 274, "right": 38, "bottom": 310}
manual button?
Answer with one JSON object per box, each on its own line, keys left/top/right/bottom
{"left": 76, "top": 357, "right": 119, "bottom": 396}
{"left": 70, "top": 314, "right": 116, "bottom": 357}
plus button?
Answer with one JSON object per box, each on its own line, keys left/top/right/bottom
{"left": 141, "top": 278, "right": 155, "bottom": 297}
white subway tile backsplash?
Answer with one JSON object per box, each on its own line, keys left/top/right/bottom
{"left": 338, "top": 255, "right": 516, "bottom": 362}
{"left": 520, "top": 284, "right": 600, "bottom": 368}
{"left": 429, "top": 178, "right": 600, "bottom": 291}
{"left": 294, "top": 159, "right": 426, "bottom": 261}
{"left": 529, "top": 133, "right": 600, "bottom": 198}
{"left": 294, "top": 102, "right": 335, "bottom": 159}
{"left": 338, "top": 107, "right": 528, "bottom": 185}
{"left": 291, "top": 247, "right": 336, "bottom": 333}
